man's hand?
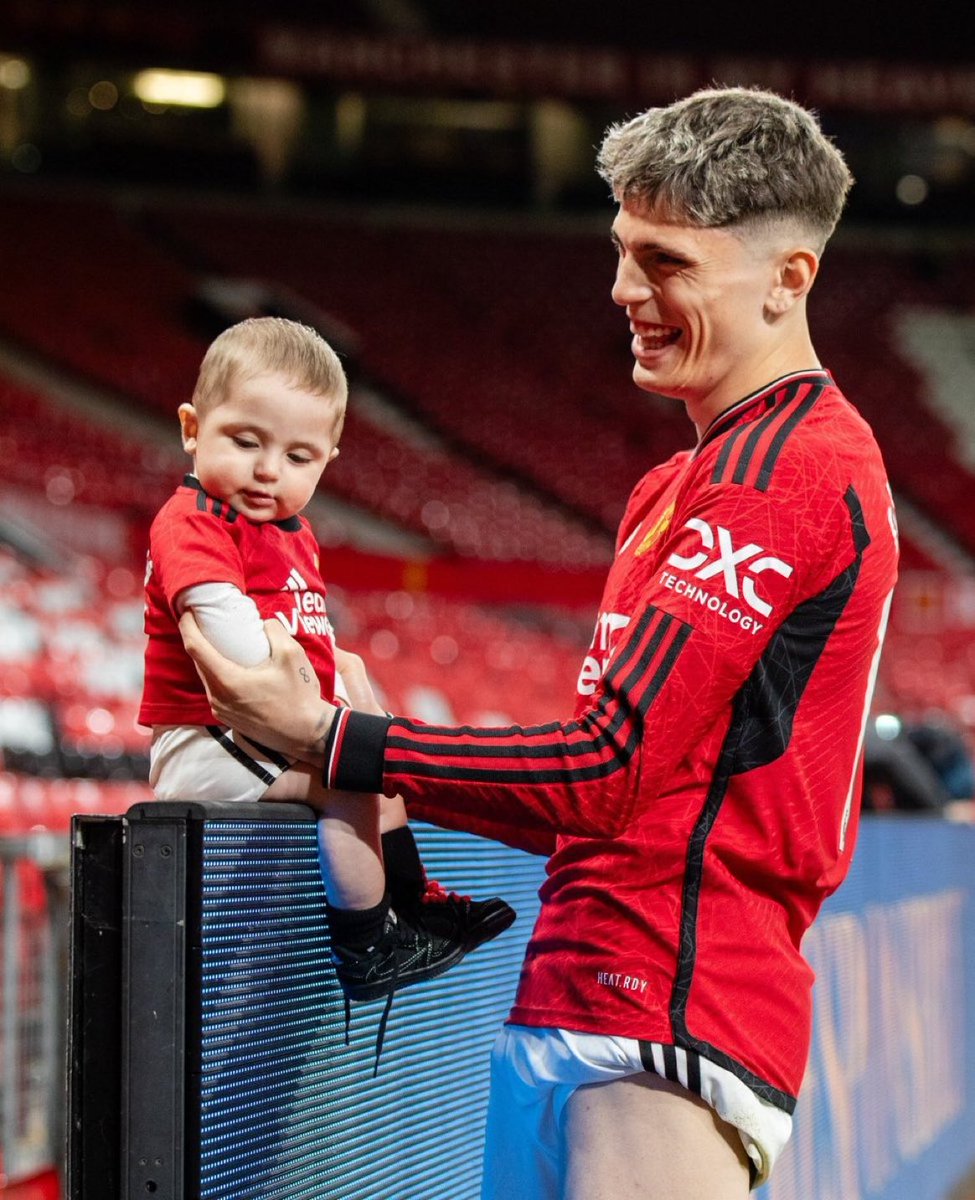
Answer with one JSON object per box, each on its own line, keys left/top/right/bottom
{"left": 179, "top": 612, "right": 337, "bottom": 763}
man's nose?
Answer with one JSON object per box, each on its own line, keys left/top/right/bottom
{"left": 611, "top": 255, "right": 652, "bottom": 308}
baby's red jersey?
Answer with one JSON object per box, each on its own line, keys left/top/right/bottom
{"left": 140, "top": 475, "right": 337, "bottom": 727}
{"left": 324, "top": 372, "right": 899, "bottom": 1112}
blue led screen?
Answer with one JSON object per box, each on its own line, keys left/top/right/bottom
{"left": 196, "top": 818, "right": 545, "bottom": 1200}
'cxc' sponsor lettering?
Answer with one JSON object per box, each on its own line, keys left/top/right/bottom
{"left": 660, "top": 570, "right": 765, "bottom": 635}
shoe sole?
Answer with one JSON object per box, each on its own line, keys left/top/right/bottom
{"left": 339, "top": 938, "right": 471, "bottom": 1003}
{"left": 463, "top": 901, "right": 516, "bottom": 950}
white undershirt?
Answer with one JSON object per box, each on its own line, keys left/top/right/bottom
{"left": 177, "top": 582, "right": 270, "bottom": 666}
{"left": 176, "top": 581, "right": 349, "bottom": 701}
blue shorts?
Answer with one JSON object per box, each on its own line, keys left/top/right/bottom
{"left": 480, "top": 1025, "right": 792, "bottom": 1198}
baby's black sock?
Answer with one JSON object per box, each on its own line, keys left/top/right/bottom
{"left": 381, "top": 825, "right": 425, "bottom": 911}
{"left": 326, "top": 892, "right": 390, "bottom": 954}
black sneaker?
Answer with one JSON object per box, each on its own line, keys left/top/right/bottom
{"left": 331, "top": 907, "right": 469, "bottom": 1003}
{"left": 414, "top": 877, "right": 516, "bottom": 950}
{"left": 332, "top": 908, "right": 474, "bottom": 1074}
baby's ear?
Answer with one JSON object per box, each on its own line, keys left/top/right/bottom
{"left": 328, "top": 446, "right": 340, "bottom": 463}
{"left": 177, "top": 403, "right": 199, "bottom": 452}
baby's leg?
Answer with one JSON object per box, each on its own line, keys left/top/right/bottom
{"left": 264, "top": 764, "right": 383, "bottom": 911}
{"left": 261, "top": 759, "right": 512, "bottom": 1027}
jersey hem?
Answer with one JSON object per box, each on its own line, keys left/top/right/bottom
{"left": 138, "top": 706, "right": 217, "bottom": 728}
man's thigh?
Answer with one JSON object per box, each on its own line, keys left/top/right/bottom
{"left": 563, "top": 1072, "right": 751, "bottom": 1200}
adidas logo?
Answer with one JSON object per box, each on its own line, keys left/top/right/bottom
{"left": 274, "top": 567, "right": 333, "bottom": 639}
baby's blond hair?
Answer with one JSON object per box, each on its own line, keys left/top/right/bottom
{"left": 193, "top": 317, "right": 348, "bottom": 436}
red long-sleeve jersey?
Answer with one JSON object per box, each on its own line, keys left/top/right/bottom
{"left": 324, "top": 371, "right": 898, "bottom": 1111}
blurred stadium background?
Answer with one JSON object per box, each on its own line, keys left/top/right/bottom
{"left": 1, "top": 3, "right": 975, "bottom": 1198}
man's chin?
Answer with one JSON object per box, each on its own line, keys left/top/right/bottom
{"left": 632, "top": 361, "right": 677, "bottom": 397}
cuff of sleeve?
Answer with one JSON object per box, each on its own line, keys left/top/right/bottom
{"left": 322, "top": 709, "right": 392, "bottom": 793}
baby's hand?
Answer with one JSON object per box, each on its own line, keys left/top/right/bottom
{"left": 335, "top": 647, "right": 386, "bottom": 717}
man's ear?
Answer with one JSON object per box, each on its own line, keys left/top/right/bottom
{"left": 177, "top": 403, "right": 199, "bottom": 453}
{"left": 766, "top": 247, "right": 819, "bottom": 316}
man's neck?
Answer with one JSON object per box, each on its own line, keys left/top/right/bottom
{"left": 687, "top": 339, "right": 821, "bottom": 439}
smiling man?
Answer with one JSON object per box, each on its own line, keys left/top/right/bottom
{"left": 180, "top": 89, "right": 899, "bottom": 1199}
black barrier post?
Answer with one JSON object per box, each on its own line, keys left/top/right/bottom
{"left": 68, "top": 816, "right": 124, "bottom": 1200}
{"left": 121, "top": 813, "right": 189, "bottom": 1199}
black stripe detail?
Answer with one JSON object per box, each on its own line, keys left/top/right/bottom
{"left": 383, "top": 613, "right": 691, "bottom": 786}
{"left": 183, "top": 474, "right": 238, "bottom": 524}
{"left": 731, "top": 382, "right": 802, "bottom": 485}
{"left": 666, "top": 480, "right": 871, "bottom": 1116}
{"left": 753, "top": 384, "right": 825, "bottom": 493}
{"left": 206, "top": 725, "right": 276, "bottom": 786}
{"left": 638, "top": 1042, "right": 704, "bottom": 1099}
{"left": 685, "top": 1047, "right": 702, "bottom": 1096}
{"left": 697, "top": 371, "right": 830, "bottom": 454}
{"left": 389, "top": 717, "right": 570, "bottom": 743}
{"left": 699, "top": 396, "right": 763, "bottom": 449}
{"left": 610, "top": 612, "right": 689, "bottom": 715}
{"left": 329, "top": 711, "right": 392, "bottom": 793}
{"left": 392, "top": 601, "right": 668, "bottom": 755}
{"left": 391, "top": 602, "right": 668, "bottom": 748}
{"left": 207, "top": 496, "right": 239, "bottom": 524}
{"left": 710, "top": 420, "right": 753, "bottom": 485}
{"left": 845, "top": 484, "right": 871, "bottom": 553}
{"left": 729, "top": 557, "right": 863, "bottom": 773}
{"left": 238, "top": 735, "right": 291, "bottom": 771}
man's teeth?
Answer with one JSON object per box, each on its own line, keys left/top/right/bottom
{"left": 639, "top": 327, "right": 680, "bottom": 349}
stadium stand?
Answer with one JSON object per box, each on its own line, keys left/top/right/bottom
{"left": 0, "top": 531, "right": 591, "bottom": 796}
{"left": 5, "top": 191, "right": 975, "bottom": 562}
{"left": 3, "top": 194, "right": 975, "bottom": 766}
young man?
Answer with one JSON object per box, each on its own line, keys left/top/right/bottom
{"left": 140, "top": 317, "right": 513, "bottom": 1041}
{"left": 179, "top": 90, "right": 899, "bottom": 1197}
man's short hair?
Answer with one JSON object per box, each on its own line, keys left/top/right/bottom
{"left": 193, "top": 317, "right": 348, "bottom": 434}
{"left": 596, "top": 86, "right": 854, "bottom": 250}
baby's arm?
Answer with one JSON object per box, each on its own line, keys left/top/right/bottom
{"left": 176, "top": 582, "right": 270, "bottom": 667}
{"left": 178, "top": 582, "right": 350, "bottom": 697}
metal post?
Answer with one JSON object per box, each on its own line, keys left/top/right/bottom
{"left": 1, "top": 857, "right": 22, "bottom": 1181}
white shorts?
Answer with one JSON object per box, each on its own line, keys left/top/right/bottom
{"left": 480, "top": 1025, "right": 793, "bottom": 1198}
{"left": 149, "top": 725, "right": 295, "bottom": 803}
